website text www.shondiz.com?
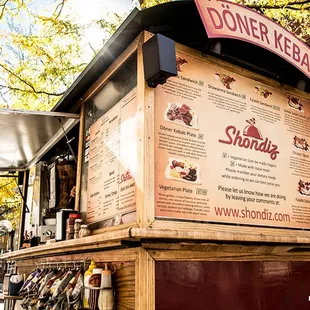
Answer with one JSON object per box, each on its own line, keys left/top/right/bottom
{"left": 214, "top": 206, "right": 290, "bottom": 222}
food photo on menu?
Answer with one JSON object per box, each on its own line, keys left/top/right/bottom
{"left": 165, "top": 102, "right": 199, "bottom": 129}
{"left": 176, "top": 55, "right": 188, "bottom": 72}
{"left": 293, "top": 135, "right": 309, "bottom": 151}
{"left": 287, "top": 95, "right": 304, "bottom": 112}
{"left": 254, "top": 86, "right": 272, "bottom": 99}
{"left": 165, "top": 158, "right": 200, "bottom": 183}
{"left": 214, "top": 72, "right": 236, "bottom": 89}
{"left": 298, "top": 180, "right": 310, "bottom": 197}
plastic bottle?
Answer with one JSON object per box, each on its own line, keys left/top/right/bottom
{"left": 83, "top": 260, "right": 97, "bottom": 308}
{"left": 100, "top": 264, "right": 112, "bottom": 288}
{"left": 98, "top": 264, "right": 114, "bottom": 310}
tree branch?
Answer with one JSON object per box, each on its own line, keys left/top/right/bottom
{"left": 0, "top": 84, "right": 65, "bottom": 96}
{"left": 54, "top": 0, "right": 65, "bottom": 19}
{"left": 0, "top": 64, "right": 66, "bottom": 96}
{"left": 245, "top": 0, "right": 310, "bottom": 9}
{"left": 0, "top": 0, "right": 10, "bottom": 19}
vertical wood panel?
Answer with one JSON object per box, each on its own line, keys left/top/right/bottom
{"left": 136, "top": 32, "right": 146, "bottom": 228}
{"left": 75, "top": 102, "right": 85, "bottom": 211}
{"left": 115, "top": 262, "right": 135, "bottom": 310}
{"left": 135, "top": 248, "right": 155, "bottom": 310}
{"left": 136, "top": 31, "right": 156, "bottom": 229}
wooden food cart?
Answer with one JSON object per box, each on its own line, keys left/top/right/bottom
{"left": 1, "top": 1, "right": 310, "bottom": 309}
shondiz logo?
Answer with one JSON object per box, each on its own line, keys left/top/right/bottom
{"left": 120, "top": 170, "right": 133, "bottom": 183}
{"left": 218, "top": 118, "right": 279, "bottom": 160}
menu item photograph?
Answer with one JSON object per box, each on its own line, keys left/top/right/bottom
{"left": 176, "top": 55, "right": 188, "bottom": 72}
{"left": 254, "top": 86, "right": 272, "bottom": 99}
{"left": 165, "top": 158, "right": 201, "bottom": 183}
{"left": 214, "top": 72, "right": 236, "bottom": 89}
{"left": 293, "top": 135, "right": 309, "bottom": 151}
{"left": 287, "top": 95, "right": 304, "bottom": 112}
{"left": 165, "top": 102, "right": 199, "bottom": 129}
{"left": 298, "top": 180, "right": 310, "bottom": 197}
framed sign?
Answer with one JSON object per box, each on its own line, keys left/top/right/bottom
{"left": 155, "top": 50, "right": 310, "bottom": 229}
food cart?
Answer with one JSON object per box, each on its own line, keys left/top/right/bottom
{"left": 1, "top": 0, "right": 310, "bottom": 309}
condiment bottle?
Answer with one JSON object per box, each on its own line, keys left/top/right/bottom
{"left": 98, "top": 264, "right": 114, "bottom": 310}
{"left": 66, "top": 213, "right": 81, "bottom": 240}
{"left": 88, "top": 268, "right": 102, "bottom": 310}
{"left": 98, "top": 289, "right": 114, "bottom": 310}
{"left": 83, "top": 260, "right": 97, "bottom": 308}
{"left": 100, "top": 264, "right": 112, "bottom": 288}
{"left": 74, "top": 219, "right": 83, "bottom": 239}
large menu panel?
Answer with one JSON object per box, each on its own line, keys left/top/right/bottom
{"left": 155, "top": 52, "right": 310, "bottom": 229}
{"left": 87, "top": 89, "right": 137, "bottom": 223}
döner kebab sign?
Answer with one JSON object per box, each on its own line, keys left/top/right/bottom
{"left": 194, "top": 0, "right": 310, "bottom": 78}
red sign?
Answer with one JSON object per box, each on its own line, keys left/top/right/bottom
{"left": 195, "top": 0, "right": 310, "bottom": 78}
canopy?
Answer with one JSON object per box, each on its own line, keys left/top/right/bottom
{"left": 0, "top": 109, "right": 79, "bottom": 171}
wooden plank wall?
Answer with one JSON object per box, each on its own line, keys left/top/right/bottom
{"left": 13, "top": 248, "right": 137, "bottom": 310}
{"left": 115, "top": 262, "right": 135, "bottom": 310}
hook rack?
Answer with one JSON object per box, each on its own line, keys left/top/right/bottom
{"left": 36, "top": 259, "right": 90, "bottom": 268}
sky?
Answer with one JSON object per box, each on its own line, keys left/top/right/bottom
{"left": 66, "top": 0, "right": 134, "bottom": 58}
{"left": 69, "top": 0, "right": 133, "bottom": 20}
{"left": 0, "top": 0, "right": 137, "bottom": 107}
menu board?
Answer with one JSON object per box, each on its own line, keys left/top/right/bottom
{"left": 155, "top": 52, "right": 310, "bottom": 229}
{"left": 87, "top": 89, "right": 137, "bottom": 223}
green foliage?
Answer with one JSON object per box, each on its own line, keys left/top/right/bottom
{"left": 139, "top": 0, "right": 171, "bottom": 9}
{"left": 0, "top": 0, "right": 121, "bottom": 111}
{"left": 0, "top": 175, "right": 21, "bottom": 230}
{"left": 96, "top": 13, "right": 124, "bottom": 37}
{"left": 231, "top": 0, "right": 310, "bottom": 44}
{"left": 138, "top": 0, "right": 309, "bottom": 44}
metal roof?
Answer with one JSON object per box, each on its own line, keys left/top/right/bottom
{"left": 0, "top": 110, "right": 79, "bottom": 171}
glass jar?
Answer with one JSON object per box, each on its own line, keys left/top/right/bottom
{"left": 79, "top": 224, "right": 91, "bottom": 238}
{"left": 66, "top": 213, "right": 81, "bottom": 240}
{"left": 74, "top": 219, "right": 83, "bottom": 239}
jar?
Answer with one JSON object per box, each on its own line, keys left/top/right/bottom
{"left": 66, "top": 213, "right": 81, "bottom": 240}
{"left": 79, "top": 224, "right": 91, "bottom": 238}
{"left": 74, "top": 219, "right": 83, "bottom": 239}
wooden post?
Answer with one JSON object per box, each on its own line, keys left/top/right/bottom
{"left": 136, "top": 248, "right": 155, "bottom": 310}
{"left": 136, "top": 32, "right": 146, "bottom": 228}
{"left": 75, "top": 102, "right": 85, "bottom": 212}
{"left": 136, "top": 31, "right": 156, "bottom": 228}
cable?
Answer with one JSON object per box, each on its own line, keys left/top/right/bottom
{"left": 57, "top": 118, "right": 77, "bottom": 163}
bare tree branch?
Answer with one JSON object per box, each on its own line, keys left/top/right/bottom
{"left": 54, "top": 0, "right": 65, "bottom": 19}
{"left": 245, "top": 0, "right": 310, "bottom": 9}
{"left": 0, "top": 0, "right": 10, "bottom": 19}
{"left": 0, "top": 84, "right": 65, "bottom": 96}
